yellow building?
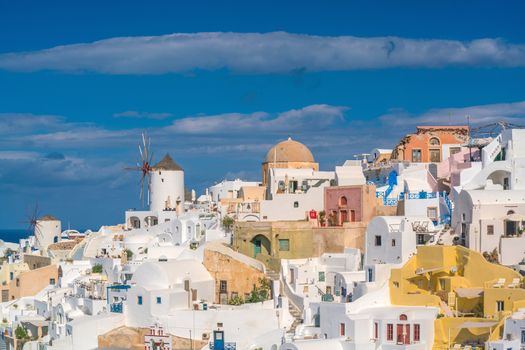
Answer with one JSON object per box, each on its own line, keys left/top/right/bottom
{"left": 233, "top": 220, "right": 366, "bottom": 271}
{"left": 0, "top": 261, "right": 29, "bottom": 288}
{"left": 261, "top": 137, "right": 319, "bottom": 186}
{"left": 389, "top": 245, "right": 524, "bottom": 349}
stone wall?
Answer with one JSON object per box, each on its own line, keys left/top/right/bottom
{"left": 98, "top": 326, "right": 207, "bottom": 350}
{"left": 23, "top": 254, "right": 51, "bottom": 270}
{"left": 203, "top": 248, "right": 266, "bottom": 303}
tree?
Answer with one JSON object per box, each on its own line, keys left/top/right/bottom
{"left": 246, "top": 278, "right": 271, "bottom": 303}
{"left": 124, "top": 249, "right": 133, "bottom": 260}
{"left": 15, "top": 325, "right": 29, "bottom": 340}
{"left": 92, "top": 264, "right": 103, "bottom": 274}
{"left": 222, "top": 216, "right": 235, "bottom": 232}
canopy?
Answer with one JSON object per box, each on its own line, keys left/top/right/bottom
{"left": 455, "top": 321, "right": 498, "bottom": 329}
{"left": 455, "top": 288, "right": 483, "bottom": 298}
{"left": 506, "top": 213, "right": 525, "bottom": 222}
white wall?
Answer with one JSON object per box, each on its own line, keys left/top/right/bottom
{"left": 150, "top": 169, "right": 185, "bottom": 212}
{"left": 260, "top": 186, "right": 325, "bottom": 221}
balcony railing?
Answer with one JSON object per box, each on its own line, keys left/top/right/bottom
{"left": 110, "top": 303, "right": 123, "bottom": 313}
{"left": 209, "top": 342, "right": 236, "bottom": 350}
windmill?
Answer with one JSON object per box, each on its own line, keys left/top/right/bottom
{"left": 126, "top": 131, "right": 154, "bottom": 207}
{"left": 22, "top": 202, "right": 43, "bottom": 250}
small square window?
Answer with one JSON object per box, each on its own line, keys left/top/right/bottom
{"left": 497, "top": 300, "right": 505, "bottom": 312}
{"left": 487, "top": 225, "right": 494, "bottom": 235}
{"left": 293, "top": 201, "right": 299, "bottom": 208}
{"left": 50, "top": 278, "right": 56, "bottom": 285}
{"left": 375, "top": 235, "right": 382, "bottom": 246}
{"left": 220, "top": 280, "right": 227, "bottom": 293}
{"left": 279, "top": 239, "right": 290, "bottom": 251}
{"left": 412, "top": 149, "right": 422, "bottom": 163}
{"left": 318, "top": 271, "right": 325, "bottom": 282}
{"left": 138, "top": 296, "right": 143, "bottom": 305}
{"left": 391, "top": 239, "right": 396, "bottom": 247}
{"left": 156, "top": 297, "right": 162, "bottom": 304}
{"left": 427, "top": 207, "right": 438, "bottom": 219}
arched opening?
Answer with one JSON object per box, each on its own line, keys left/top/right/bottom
{"left": 339, "top": 196, "right": 348, "bottom": 207}
{"left": 429, "top": 138, "right": 441, "bottom": 162}
{"left": 429, "top": 137, "right": 440, "bottom": 146}
{"left": 505, "top": 210, "right": 523, "bottom": 236}
{"left": 487, "top": 170, "right": 511, "bottom": 190}
{"left": 399, "top": 314, "right": 408, "bottom": 321}
{"left": 144, "top": 216, "right": 158, "bottom": 227}
{"left": 129, "top": 216, "right": 141, "bottom": 229}
{"left": 251, "top": 234, "right": 271, "bottom": 258}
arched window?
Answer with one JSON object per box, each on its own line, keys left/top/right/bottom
{"left": 507, "top": 210, "right": 515, "bottom": 215}
{"left": 399, "top": 314, "right": 408, "bottom": 321}
{"left": 429, "top": 137, "right": 440, "bottom": 146}
{"left": 339, "top": 196, "right": 348, "bottom": 206}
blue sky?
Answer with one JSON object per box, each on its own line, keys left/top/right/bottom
{"left": 1, "top": 0, "right": 525, "bottom": 229}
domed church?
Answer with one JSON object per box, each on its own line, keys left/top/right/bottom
{"left": 261, "top": 137, "right": 319, "bottom": 185}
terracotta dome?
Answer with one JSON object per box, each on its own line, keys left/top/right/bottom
{"left": 264, "top": 137, "right": 315, "bottom": 163}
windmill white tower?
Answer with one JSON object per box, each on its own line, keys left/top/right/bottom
{"left": 149, "top": 154, "right": 185, "bottom": 213}
{"left": 34, "top": 215, "right": 61, "bottom": 251}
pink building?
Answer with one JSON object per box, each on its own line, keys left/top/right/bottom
{"left": 324, "top": 185, "right": 376, "bottom": 226}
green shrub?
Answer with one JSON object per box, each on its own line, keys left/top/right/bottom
{"left": 124, "top": 249, "right": 133, "bottom": 260}
{"left": 222, "top": 216, "right": 235, "bottom": 232}
{"left": 92, "top": 264, "right": 103, "bottom": 274}
{"left": 228, "top": 295, "right": 245, "bottom": 305}
{"left": 246, "top": 278, "right": 271, "bottom": 303}
{"left": 15, "top": 325, "right": 29, "bottom": 340}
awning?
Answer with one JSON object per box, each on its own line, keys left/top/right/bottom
{"left": 455, "top": 288, "right": 483, "bottom": 298}
{"left": 506, "top": 213, "right": 525, "bottom": 222}
{"left": 455, "top": 321, "right": 498, "bottom": 329}
{"left": 23, "top": 320, "right": 47, "bottom": 327}
{"left": 415, "top": 266, "right": 446, "bottom": 275}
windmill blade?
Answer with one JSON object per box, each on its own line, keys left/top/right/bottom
{"left": 138, "top": 144, "right": 144, "bottom": 160}
{"left": 140, "top": 176, "right": 145, "bottom": 207}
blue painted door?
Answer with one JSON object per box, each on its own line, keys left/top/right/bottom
{"left": 254, "top": 239, "right": 261, "bottom": 257}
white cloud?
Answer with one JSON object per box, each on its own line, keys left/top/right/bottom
{"left": 0, "top": 151, "right": 40, "bottom": 160}
{"left": 379, "top": 101, "right": 525, "bottom": 126}
{"left": 0, "top": 32, "right": 524, "bottom": 74}
{"left": 113, "top": 110, "right": 172, "bottom": 120}
{"left": 169, "top": 104, "right": 348, "bottom": 134}
{"left": 0, "top": 113, "right": 65, "bottom": 134}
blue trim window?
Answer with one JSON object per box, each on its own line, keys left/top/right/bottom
{"left": 137, "top": 296, "right": 143, "bottom": 305}
{"left": 156, "top": 297, "right": 162, "bottom": 304}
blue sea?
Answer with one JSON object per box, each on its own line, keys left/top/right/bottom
{"left": 0, "top": 229, "right": 31, "bottom": 243}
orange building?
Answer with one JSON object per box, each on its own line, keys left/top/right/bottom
{"left": 391, "top": 126, "right": 469, "bottom": 163}
{"left": 1, "top": 264, "right": 58, "bottom": 301}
